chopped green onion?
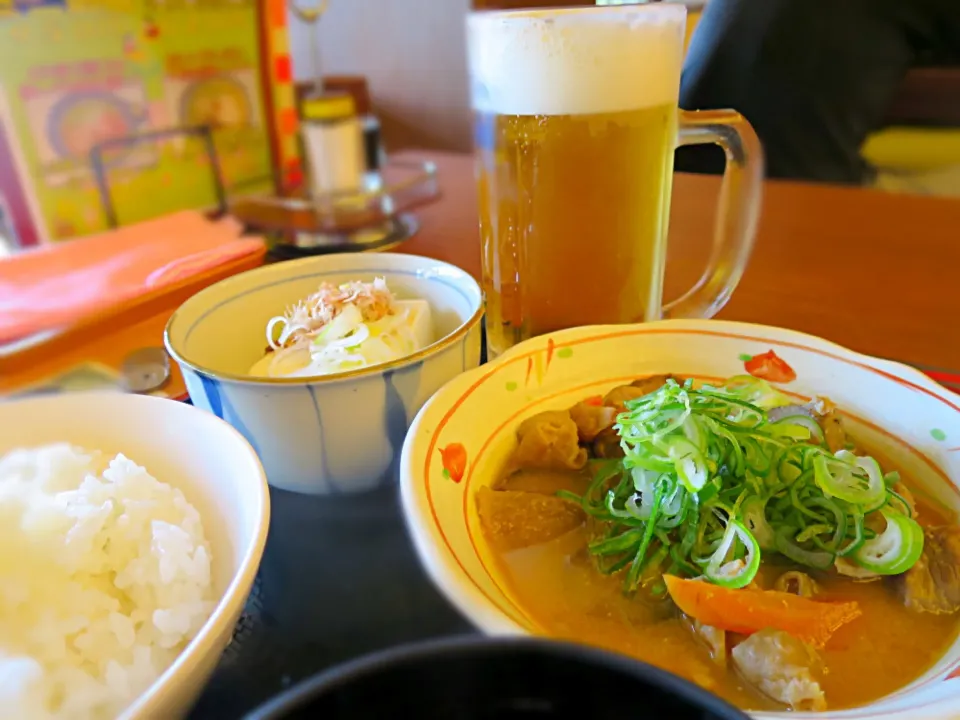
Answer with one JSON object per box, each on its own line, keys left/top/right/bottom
{"left": 624, "top": 482, "right": 665, "bottom": 592}
{"left": 716, "top": 375, "right": 792, "bottom": 409}
{"left": 796, "top": 523, "right": 834, "bottom": 543}
{"left": 837, "top": 510, "right": 866, "bottom": 557}
{"left": 769, "top": 414, "right": 825, "bottom": 445}
{"left": 742, "top": 438, "right": 773, "bottom": 474}
{"left": 670, "top": 543, "right": 701, "bottom": 576}
{"left": 813, "top": 451, "right": 886, "bottom": 508}
{"left": 886, "top": 488, "right": 913, "bottom": 518}
{"left": 805, "top": 496, "right": 848, "bottom": 552}
{"left": 775, "top": 525, "right": 835, "bottom": 569}
{"left": 853, "top": 509, "right": 925, "bottom": 575}
{"left": 662, "top": 436, "right": 708, "bottom": 492}
{"left": 702, "top": 519, "right": 761, "bottom": 588}
{"left": 561, "top": 376, "right": 920, "bottom": 592}
{"left": 740, "top": 495, "right": 776, "bottom": 550}
{"left": 589, "top": 527, "right": 645, "bottom": 556}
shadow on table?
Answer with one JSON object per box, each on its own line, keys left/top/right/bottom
{"left": 189, "top": 483, "right": 474, "bottom": 718}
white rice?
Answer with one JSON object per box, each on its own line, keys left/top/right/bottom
{"left": 0, "top": 443, "right": 215, "bottom": 719}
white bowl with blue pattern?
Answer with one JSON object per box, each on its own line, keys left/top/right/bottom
{"left": 165, "top": 253, "right": 483, "bottom": 494}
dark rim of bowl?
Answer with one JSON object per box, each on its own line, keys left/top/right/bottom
{"left": 244, "top": 635, "right": 748, "bottom": 720}
{"left": 468, "top": 3, "right": 686, "bottom": 22}
{"left": 163, "top": 253, "right": 484, "bottom": 387}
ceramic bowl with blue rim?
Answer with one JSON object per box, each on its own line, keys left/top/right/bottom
{"left": 166, "top": 253, "right": 483, "bottom": 494}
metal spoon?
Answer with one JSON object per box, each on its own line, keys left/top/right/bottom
{"left": 120, "top": 347, "right": 170, "bottom": 394}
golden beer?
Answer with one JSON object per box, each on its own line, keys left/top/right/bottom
{"left": 469, "top": 6, "right": 763, "bottom": 357}
{"left": 468, "top": 6, "right": 687, "bottom": 358}
{"left": 476, "top": 105, "right": 678, "bottom": 357}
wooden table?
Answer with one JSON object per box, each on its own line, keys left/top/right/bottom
{"left": 401, "top": 151, "right": 960, "bottom": 371}
{"left": 9, "top": 149, "right": 960, "bottom": 399}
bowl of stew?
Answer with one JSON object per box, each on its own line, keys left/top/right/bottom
{"left": 399, "top": 318, "right": 960, "bottom": 718}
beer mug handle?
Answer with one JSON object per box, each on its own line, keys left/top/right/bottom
{"left": 663, "top": 110, "right": 764, "bottom": 320}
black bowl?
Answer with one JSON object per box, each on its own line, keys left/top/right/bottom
{"left": 244, "top": 635, "right": 750, "bottom": 719}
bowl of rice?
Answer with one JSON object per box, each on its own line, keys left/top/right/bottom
{"left": 0, "top": 391, "right": 270, "bottom": 720}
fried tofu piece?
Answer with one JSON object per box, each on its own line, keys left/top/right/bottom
{"left": 510, "top": 411, "right": 587, "bottom": 471}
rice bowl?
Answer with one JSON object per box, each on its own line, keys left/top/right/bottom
{"left": 0, "top": 392, "right": 270, "bottom": 720}
{"left": 0, "top": 444, "right": 215, "bottom": 719}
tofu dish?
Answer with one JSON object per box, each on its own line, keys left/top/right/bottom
{"left": 249, "top": 277, "right": 433, "bottom": 378}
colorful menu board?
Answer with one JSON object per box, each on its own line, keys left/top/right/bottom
{"left": 0, "top": 0, "right": 301, "bottom": 244}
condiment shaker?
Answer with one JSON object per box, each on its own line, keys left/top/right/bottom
{"left": 300, "top": 92, "right": 365, "bottom": 198}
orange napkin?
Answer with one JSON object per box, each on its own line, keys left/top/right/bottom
{"left": 0, "top": 211, "right": 265, "bottom": 344}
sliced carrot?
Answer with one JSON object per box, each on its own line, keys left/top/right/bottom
{"left": 663, "top": 575, "right": 861, "bottom": 648}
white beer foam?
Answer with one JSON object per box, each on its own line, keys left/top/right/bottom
{"left": 467, "top": 6, "right": 685, "bottom": 117}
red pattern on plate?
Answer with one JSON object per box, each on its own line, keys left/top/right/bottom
{"left": 439, "top": 443, "right": 467, "bottom": 483}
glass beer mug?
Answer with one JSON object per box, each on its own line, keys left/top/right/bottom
{"left": 467, "top": 4, "right": 763, "bottom": 358}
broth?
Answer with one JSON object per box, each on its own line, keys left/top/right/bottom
{"left": 479, "top": 378, "right": 960, "bottom": 711}
{"left": 491, "top": 489, "right": 960, "bottom": 709}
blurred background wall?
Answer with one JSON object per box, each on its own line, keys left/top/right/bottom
{"left": 287, "top": 0, "right": 960, "bottom": 195}
{"left": 288, "top": 0, "right": 474, "bottom": 153}
{"left": 287, "top": 0, "right": 600, "bottom": 154}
